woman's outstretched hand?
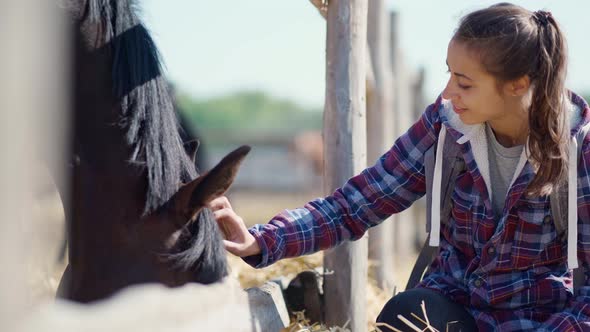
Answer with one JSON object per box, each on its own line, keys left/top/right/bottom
{"left": 208, "top": 196, "right": 261, "bottom": 257}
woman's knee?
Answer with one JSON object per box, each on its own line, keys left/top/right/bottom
{"left": 376, "top": 288, "right": 476, "bottom": 332}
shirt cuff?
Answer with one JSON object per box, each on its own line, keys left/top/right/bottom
{"left": 241, "top": 225, "right": 271, "bottom": 268}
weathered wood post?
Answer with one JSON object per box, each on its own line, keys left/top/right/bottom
{"left": 411, "top": 67, "right": 426, "bottom": 120}
{"left": 322, "top": 0, "right": 369, "bottom": 330}
{"left": 410, "top": 67, "right": 428, "bottom": 251}
{"left": 367, "top": 0, "right": 395, "bottom": 291}
{"left": 0, "top": 0, "right": 68, "bottom": 328}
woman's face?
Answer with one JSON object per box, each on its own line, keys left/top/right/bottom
{"left": 442, "top": 39, "right": 514, "bottom": 125}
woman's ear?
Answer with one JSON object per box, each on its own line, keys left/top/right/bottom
{"left": 504, "top": 75, "right": 531, "bottom": 97}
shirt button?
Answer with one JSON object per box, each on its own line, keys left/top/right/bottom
{"left": 474, "top": 279, "right": 483, "bottom": 287}
{"left": 543, "top": 215, "right": 552, "bottom": 225}
{"left": 487, "top": 247, "right": 495, "bottom": 255}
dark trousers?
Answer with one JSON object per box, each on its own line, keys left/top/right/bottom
{"left": 376, "top": 288, "right": 478, "bottom": 332}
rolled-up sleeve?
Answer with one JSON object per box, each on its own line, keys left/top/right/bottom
{"left": 243, "top": 97, "right": 443, "bottom": 268}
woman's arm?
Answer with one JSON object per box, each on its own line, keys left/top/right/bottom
{"left": 212, "top": 97, "right": 443, "bottom": 268}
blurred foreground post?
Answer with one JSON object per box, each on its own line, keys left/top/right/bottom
{"left": 322, "top": 0, "right": 368, "bottom": 331}
{"left": 0, "top": 0, "right": 68, "bottom": 329}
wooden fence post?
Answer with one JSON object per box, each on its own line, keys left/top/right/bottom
{"left": 0, "top": 0, "right": 68, "bottom": 328}
{"left": 367, "top": 0, "right": 395, "bottom": 291}
{"left": 410, "top": 67, "right": 428, "bottom": 251}
{"left": 322, "top": 0, "right": 368, "bottom": 330}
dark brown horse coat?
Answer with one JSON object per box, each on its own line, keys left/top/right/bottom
{"left": 56, "top": 0, "right": 247, "bottom": 302}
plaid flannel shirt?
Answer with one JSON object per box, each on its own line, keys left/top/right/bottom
{"left": 245, "top": 92, "right": 590, "bottom": 331}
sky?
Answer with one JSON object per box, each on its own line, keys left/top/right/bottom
{"left": 140, "top": 1, "right": 590, "bottom": 108}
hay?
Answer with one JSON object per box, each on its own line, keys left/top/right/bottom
{"left": 374, "top": 300, "right": 460, "bottom": 332}
{"left": 281, "top": 311, "right": 351, "bottom": 332}
{"left": 227, "top": 252, "right": 324, "bottom": 289}
{"left": 227, "top": 253, "right": 394, "bottom": 331}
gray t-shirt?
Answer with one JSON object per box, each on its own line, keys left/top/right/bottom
{"left": 485, "top": 123, "right": 524, "bottom": 218}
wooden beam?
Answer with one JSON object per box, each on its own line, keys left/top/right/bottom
{"left": 309, "top": 0, "right": 376, "bottom": 97}
{"left": 322, "top": 0, "right": 368, "bottom": 331}
{"left": 366, "top": 0, "right": 395, "bottom": 292}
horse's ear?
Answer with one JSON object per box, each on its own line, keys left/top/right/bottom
{"left": 185, "top": 139, "right": 200, "bottom": 164}
{"left": 171, "top": 145, "right": 251, "bottom": 219}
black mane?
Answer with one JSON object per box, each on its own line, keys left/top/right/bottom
{"left": 88, "top": 0, "right": 197, "bottom": 214}
{"left": 85, "top": 0, "right": 226, "bottom": 278}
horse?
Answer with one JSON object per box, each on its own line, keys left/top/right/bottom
{"left": 55, "top": 0, "right": 247, "bottom": 302}
{"left": 55, "top": 89, "right": 207, "bottom": 265}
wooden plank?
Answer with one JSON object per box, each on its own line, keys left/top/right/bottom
{"left": 322, "top": 0, "right": 368, "bottom": 330}
{"left": 367, "top": 0, "right": 395, "bottom": 292}
{"left": 19, "top": 279, "right": 253, "bottom": 332}
{"left": 246, "top": 282, "right": 290, "bottom": 331}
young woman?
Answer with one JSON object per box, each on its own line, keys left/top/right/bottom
{"left": 209, "top": 3, "right": 590, "bottom": 331}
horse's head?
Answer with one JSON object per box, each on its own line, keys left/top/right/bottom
{"left": 56, "top": 0, "right": 249, "bottom": 302}
{"left": 133, "top": 146, "right": 250, "bottom": 286}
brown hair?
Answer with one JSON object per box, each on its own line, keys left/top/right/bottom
{"left": 454, "top": 3, "right": 569, "bottom": 196}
